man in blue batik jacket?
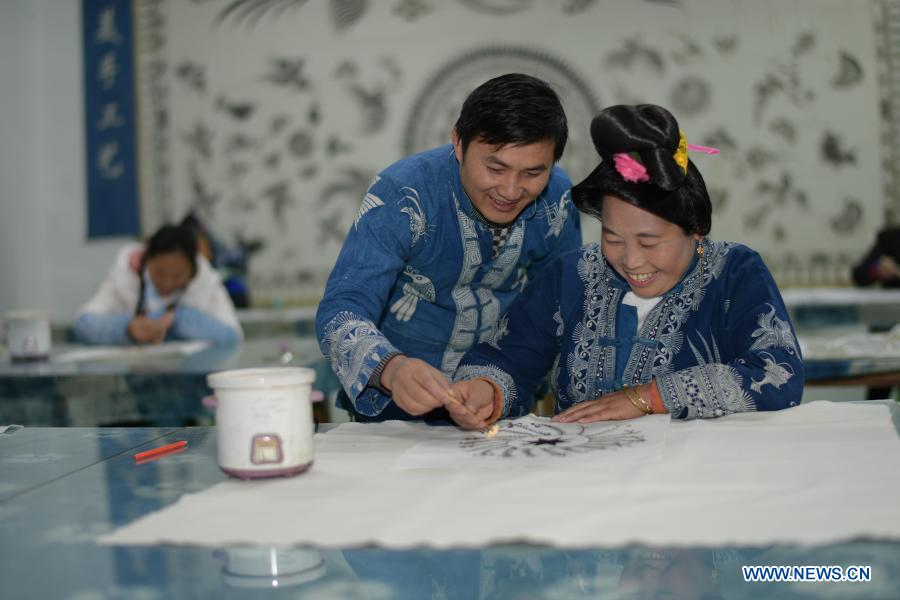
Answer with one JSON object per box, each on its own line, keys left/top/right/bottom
{"left": 316, "top": 73, "right": 582, "bottom": 422}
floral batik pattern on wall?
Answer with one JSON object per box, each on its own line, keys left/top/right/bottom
{"left": 133, "top": 0, "right": 890, "bottom": 302}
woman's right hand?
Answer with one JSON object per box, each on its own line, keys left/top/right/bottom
{"left": 446, "top": 379, "right": 495, "bottom": 430}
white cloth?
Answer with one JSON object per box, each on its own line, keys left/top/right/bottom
{"left": 99, "top": 401, "right": 900, "bottom": 549}
{"left": 78, "top": 242, "right": 242, "bottom": 337}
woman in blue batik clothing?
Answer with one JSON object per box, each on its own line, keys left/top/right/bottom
{"left": 446, "top": 104, "right": 803, "bottom": 428}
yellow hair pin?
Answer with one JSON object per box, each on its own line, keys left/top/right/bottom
{"left": 674, "top": 131, "right": 689, "bottom": 174}
{"left": 675, "top": 131, "right": 720, "bottom": 174}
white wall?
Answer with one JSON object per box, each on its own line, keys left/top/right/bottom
{"left": 0, "top": 0, "right": 125, "bottom": 323}
{"left": 0, "top": 0, "right": 891, "bottom": 322}
{"left": 0, "top": 1, "right": 43, "bottom": 316}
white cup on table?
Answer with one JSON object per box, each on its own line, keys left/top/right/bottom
{"left": 4, "top": 310, "right": 51, "bottom": 362}
{"left": 206, "top": 367, "right": 316, "bottom": 479}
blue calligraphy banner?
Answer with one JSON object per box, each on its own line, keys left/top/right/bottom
{"left": 82, "top": 0, "right": 139, "bottom": 237}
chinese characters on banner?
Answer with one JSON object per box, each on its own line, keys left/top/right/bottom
{"left": 82, "top": 0, "right": 139, "bottom": 237}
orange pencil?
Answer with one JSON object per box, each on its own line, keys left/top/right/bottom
{"left": 133, "top": 440, "right": 187, "bottom": 462}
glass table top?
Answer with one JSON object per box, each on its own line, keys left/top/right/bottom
{"left": 0, "top": 338, "right": 340, "bottom": 427}
{"left": 0, "top": 337, "right": 325, "bottom": 377}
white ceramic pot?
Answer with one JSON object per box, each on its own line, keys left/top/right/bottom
{"left": 5, "top": 310, "right": 51, "bottom": 362}
{"left": 207, "top": 367, "right": 316, "bottom": 479}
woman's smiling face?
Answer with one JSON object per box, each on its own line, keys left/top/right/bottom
{"left": 600, "top": 194, "right": 701, "bottom": 298}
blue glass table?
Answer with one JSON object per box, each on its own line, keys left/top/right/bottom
{"left": 2, "top": 404, "right": 898, "bottom": 599}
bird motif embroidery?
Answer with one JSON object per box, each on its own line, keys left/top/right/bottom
{"left": 542, "top": 190, "right": 571, "bottom": 238}
{"left": 750, "top": 304, "right": 799, "bottom": 355}
{"left": 399, "top": 187, "right": 428, "bottom": 246}
{"left": 390, "top": 267, "right": 436, "bottom": 322}
{"left": 750, "top": 352, "right": 795, "bottom": 393}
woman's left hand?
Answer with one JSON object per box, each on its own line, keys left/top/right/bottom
{"left": 552, "top": 389, "right": 645, "bottom": 423}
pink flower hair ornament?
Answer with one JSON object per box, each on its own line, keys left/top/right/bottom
{"left": 613, "top": 137, "right": 720, "bottom": 183}
{"left": 612, "top": 153, "right": 649, "bottom": 183}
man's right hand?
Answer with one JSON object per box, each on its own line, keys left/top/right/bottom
{"left": 380, "top": 355, "right": 452, "bottom": 416}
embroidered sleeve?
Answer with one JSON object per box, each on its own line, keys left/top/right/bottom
{"left": 320, "top": 311, "right": 400, "bottom": 415}
{"left": 656, "top": 363, "right": 756, "bottom": 419}
{"left": 655, "top": 249, "right": 804, "bottom": 420}
{"left": 454, "top": 365, "right": 517, "bottom": 418}
{"left": 367, "top": 350, "right": 402, "bottom": 393}
{"left": 315, "top": 175, "right": 414, "bottom": 415}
